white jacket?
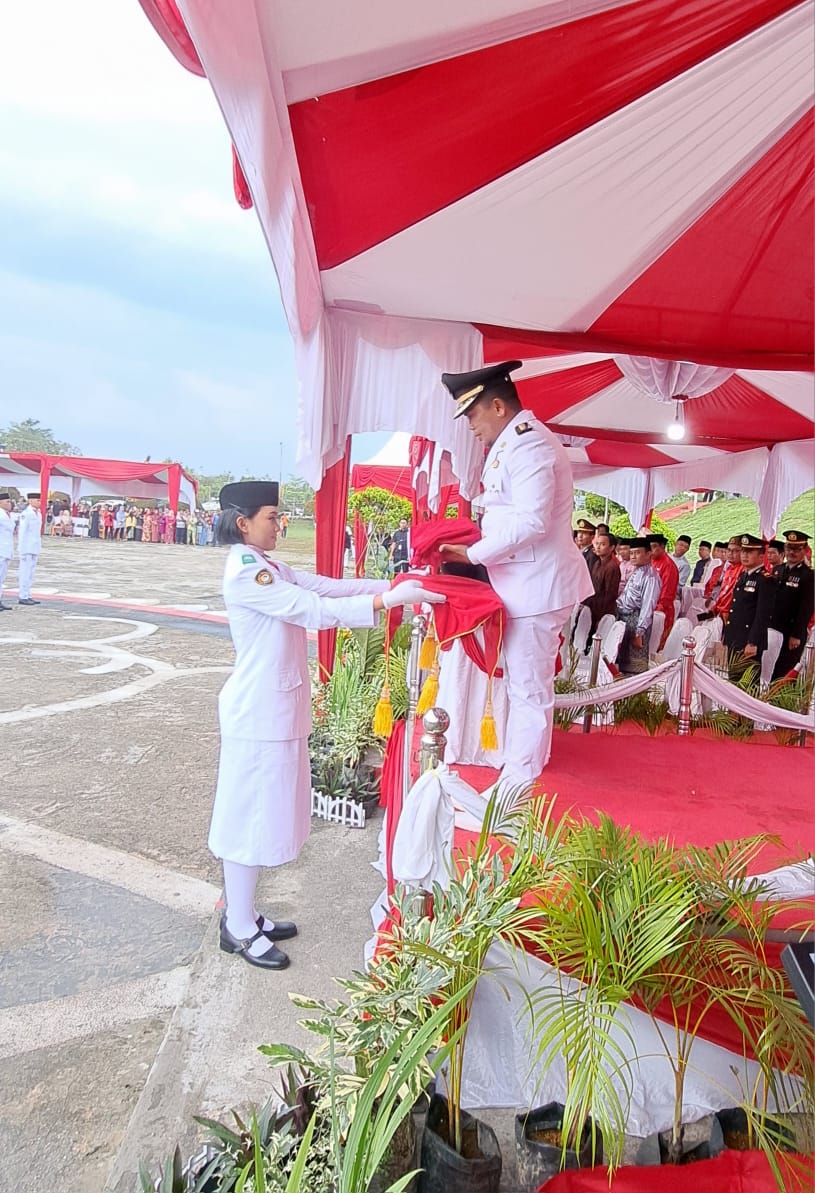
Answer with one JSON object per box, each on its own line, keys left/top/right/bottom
{"left": 16, "top": 506, "right": 41, "bottom": 556}
{"left": 218, "top": 545, "right": 387, "bottom": 741}
{"left": 0, "top": 509, "right": 14, "bottom": 561}
{"left": 467, "top": 410, "right": 594, "bottom": 617}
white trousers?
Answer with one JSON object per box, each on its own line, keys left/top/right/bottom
{"left": 18, "top": 553, "right": 39, "bottom": 600}
{"left": 496, "top": 606, "right": 571, "bottom": 792}
{"left": 0, "top": 555, "right": 10, "bottom": 599}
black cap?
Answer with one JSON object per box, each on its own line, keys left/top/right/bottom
{"left": 442, "top": 360, "right": 522, "bottom": 418}
{"left": 699, "top": 540, "right": 711, "bottom": 549}
{"left": 575, "top": 518, "right": 596, "bottom": 532}
{"left": 616, "top": 537, "right": 632, "bottom": 547}
{"left": 783, "top": 529, "right": 810, "bottom": 543}
{"left": 768, "top": 539, "right": 785, "bottom": 551}
{"left": 647, "top": 533, "right": 667, "bottom": 546}
{"left": 219, "top": 481, "right": 279, "bottom": 510}
{"left": 28, "top": 492, "right": 41, "bottom": 499}
{"left": 0, "top": 493, "right": 10, "bottom": 501}
{"left": 714, "top": 541, "right": 727, "bottom": 549}
{"left": 739, "top": 533, "right": 764, "bottom": 548}
{"left": 677, "top": 535, "right": 692, "bottom": 545}
{"left": 630, "top": 537, "right": 651, "bottom": 549}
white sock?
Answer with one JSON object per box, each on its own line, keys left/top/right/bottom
{"left": 223, "top": 861, "right": 273, "bottom": 958}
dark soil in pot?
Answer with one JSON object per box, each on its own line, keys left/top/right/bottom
{"left": 418, "top": 1093, "right": 501, "bottom": 1193}
{"left": 515, "top": 1102, "right": 602, "bottom": 1190}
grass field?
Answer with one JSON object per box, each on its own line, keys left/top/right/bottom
{"left": 659, "top": 490, "right": 815, "bottom": 563}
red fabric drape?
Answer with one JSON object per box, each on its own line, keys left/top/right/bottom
{"left": 380, "top": 719, "right": 407, "bottom": 896}
{"left": 232, "top": 144, "right": 253, "bottom": 209}
{"left": 315, "top": 439, "right": 352, "bottom": 681}
{"left": 409, "top": 516, "right": 481, "bottom": 572}
{"left": 541, "top": 1149, "right": 814, "bottom": 1193}
{"left": 137, "top": 0, "right": 204, "bottom": 76}
{"left": 8, "top": 454, "right": 198, "bottom": 520}
{"left": 353, "top": 510, "right": 368, "bottom": 578}
{"left": 39, "top": 457, "right": 52, "bottom": 529}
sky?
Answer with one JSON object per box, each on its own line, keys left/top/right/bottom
{"left": 0, "top": 2, "right": 387, "bottom": 480}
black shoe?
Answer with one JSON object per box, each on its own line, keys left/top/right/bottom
{"left": 219, "top": 917, "right": 290, "bottom": 970}
{"left": 255, "top": 914, "right": 298, "bottom": 942}
{"left": 18, "top": 598, "right": 41, "bottom": 606}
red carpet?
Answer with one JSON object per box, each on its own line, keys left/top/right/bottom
{"left": 455, "top": 728, "right": 815, "bottom": 870}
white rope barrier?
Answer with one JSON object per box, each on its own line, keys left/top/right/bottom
{"left": 692, "top": 661, "right": 815, "bottom": 732}
{"left": 553, "top": 658, "right": 679, "bottom": 709}
{"left": 551, "top": 648, "right": 814, "bottom": 733}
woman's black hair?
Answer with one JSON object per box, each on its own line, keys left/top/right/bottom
{"left": 216, "top": 506, "right": 262, "bottom": 545}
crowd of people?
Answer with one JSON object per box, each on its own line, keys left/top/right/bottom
{"left": 574, "top": 517, "right": 814, "bottom": 680}
{"left": 44, "top": 501, "right": 223, "bottom": 545}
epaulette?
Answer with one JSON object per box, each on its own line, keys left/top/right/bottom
{"left": 515, "top": 422, "right": 533, "bottom": 435}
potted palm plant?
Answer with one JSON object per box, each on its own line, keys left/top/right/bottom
{"left": 518, "top": 814, "right": 700, "bottom": 1187}
{"left": 632, "top": 835, "right": 815, "bottom": 1173}
{"left": 382, "top": 788, "right": 573, "bottom": 1193}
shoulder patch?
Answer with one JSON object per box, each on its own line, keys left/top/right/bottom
{"left": 515, "top": 422, "right": 533, "bottom": 435}
{"left": 241, "top": 553, "right": 255, "bottom": 564}
{"left": 255, "top": 569, "right": 274, "bottom": 586}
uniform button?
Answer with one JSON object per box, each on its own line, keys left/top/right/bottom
{"left": 509, "top": 553, "right": 516, "bottom": 560}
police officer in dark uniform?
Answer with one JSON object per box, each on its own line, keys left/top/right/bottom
{"left": 723, "top": 533, "right": 777, "bottom": 678}
{"left": 575, "top": 518, "right": 600, "bottom": 578}
{"left": 770, "top": 530, "right": 814, "bottom": 679}
{"left": 766, "top": 539, "right": 786, "bottom": 576}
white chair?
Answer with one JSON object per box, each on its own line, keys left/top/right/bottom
{"left": 560, "top": 607, "right": 578, "bottom": 671}
{"left": 761, "top": 629, "right": 784, "bottom": 689}
{"left": 572, "top": 605, "right": 592, "bottom": 656}
{"left": 594, "top": 613, "right": 616, "bottom": 643}
{"left": 600, "top": 620, "right": 626, "bottom": 667}
{"left": 658, "top": 617, "right": 693, "bottom": 663}
{"left": 648, "top": 611, "right": 665, "bottom": 664}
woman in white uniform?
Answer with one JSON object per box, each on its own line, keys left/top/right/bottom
{"left": 210, "top": 481, "right": 443, "bottom": 970}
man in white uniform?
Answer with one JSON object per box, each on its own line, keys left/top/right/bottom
{"left": 0, "top": 493, "right": 15, "bottom": 611}
{"left": 17, "top": 492, "right": 42, "bottom": 606}
{"left": 439, "top": 361, "right": 594, "bottom": 792}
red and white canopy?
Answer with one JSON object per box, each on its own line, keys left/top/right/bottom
{"left": 139, "top": 0, "right": 814, "bottom": 513}
{"left": 0, "top": 454, "right": 198, "bottom": 515}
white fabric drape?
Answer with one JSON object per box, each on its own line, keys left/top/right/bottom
{"left": 463, "top": 940, "right": 796, "bottom": 1133}
{"left": 613, "top": 356, "right": 733, "bottom": 404}
{"left": 298, "top": 307, "right": 483, "bottom": 491}
{"left": 758, "top": 440, "right": 815, "bottom": 538}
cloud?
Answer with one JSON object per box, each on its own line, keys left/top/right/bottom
{"left": 0, "top": 0, "right": 301, "bottom": 477}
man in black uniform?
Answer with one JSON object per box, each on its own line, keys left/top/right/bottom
{"left": 575, "top": 518, "right": 600, "bottom": 578}
{"left": 724, "top": 533, "right": 777, "bottom": 679}
{"left": 766, "top": 539, "right": 786, "bottom": 576}
{"left": 389, "top": 517, "right": 411, "bottom": 575}
{"left": 770, "top": 530, "right": 814, "bottom": 679}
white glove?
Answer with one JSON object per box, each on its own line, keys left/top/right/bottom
{"left": 381, "top": 580, "right": 447, "bottom": 609}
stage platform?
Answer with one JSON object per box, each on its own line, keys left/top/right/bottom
{"left": 454, "top": 728, "right": 815, "bottom": 868}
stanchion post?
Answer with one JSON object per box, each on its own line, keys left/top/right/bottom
{"left": 582, "top": 636, "right": 603, "bottom": 734}
{"left": 797, "top": 638, "right": 815, "bottom": 748}
{"left": 677, "top": 636, "right": 696, "bottom": 736}
{"left": 419, "top": 707, "right": 450, "bottom": 772}
{"left": 402, "top": 612, "right": 427, "bottom": 802}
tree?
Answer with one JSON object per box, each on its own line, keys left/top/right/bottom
{"left": 282, "top": 474, "right": 316, "bottom": 516}
{"left": 610, "top": 510, "right": 675, "bottom": 548}
{"left": 578, "top": 490, "right": 627, "bottom": 521}
{"left": 187, "top": 470, "right": 235, "bottom": 504}
{"left": 0, "top": 418, "right": 82, "bottom": 456}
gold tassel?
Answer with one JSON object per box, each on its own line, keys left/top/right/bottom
{"left": 373, "top": 682, "right": 394, "bottom": 737}
{"left": 416, "top": 665, "right": 439, "bottom": 717}
{"left": 419, "top": 619, "right": 437, "bottom": 669}
{"left": 480, "top": 687, "right": 499, "bottom": 751}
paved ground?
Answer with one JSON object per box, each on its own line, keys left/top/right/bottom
{"left": 0, "top": 539, "right": 524, "bottom": 1193}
